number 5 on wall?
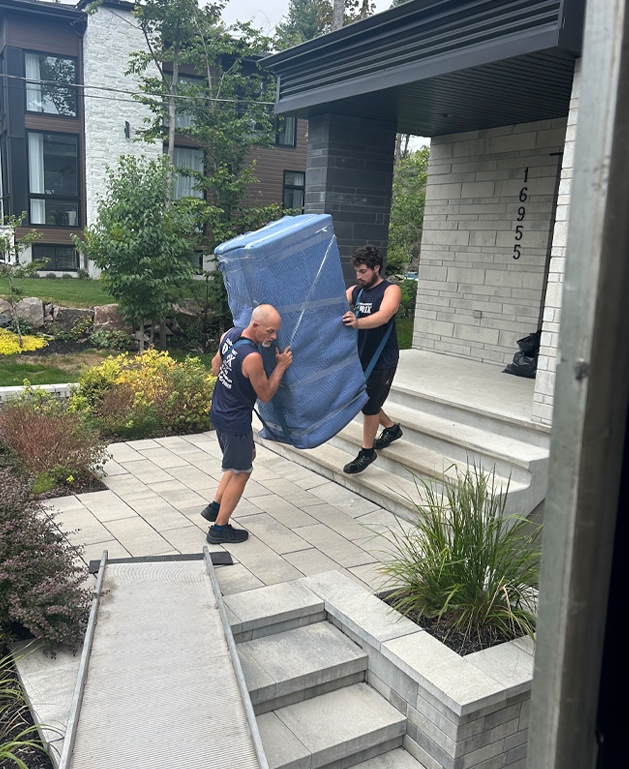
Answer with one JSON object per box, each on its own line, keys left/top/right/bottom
{"left": 513, "top": 244, "right": 522, "bottom": 260}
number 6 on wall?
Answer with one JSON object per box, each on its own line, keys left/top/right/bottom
{"left": 513, "top": 244, "right": 522, "bottom": 260}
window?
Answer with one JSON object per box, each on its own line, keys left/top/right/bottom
{"left": 28, "top": 132, "right": 80, "bottom": 227}
{"left": 25, "top": 53, "right": 77, "bottom": 117}
{"left": 276, "top": 116, "right": 297, "bottom": 147}
{"left": 32, "top": 244, "right": 78, "bottom": 271}
{"left": 173, "top": 147, "right": 204, "bottom": 200}
{"left": 283, "top": 170, "right": 305, "bottom": 211}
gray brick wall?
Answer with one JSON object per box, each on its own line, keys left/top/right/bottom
{"left": 413, "top": 119, "right": 567, "bottom": 367}
{"left": 531, "top": 60, "right": 581, "bottom": 426}
{"left": 305, "top": 113, "right": 397, "bottom": 282}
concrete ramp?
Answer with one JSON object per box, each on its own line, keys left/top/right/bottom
{"left": 60, "top": 551, "right": 267, "bottom": 769}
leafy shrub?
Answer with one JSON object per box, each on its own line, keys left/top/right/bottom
{"left": 0, "top": 464, "right": 91, "bottom": 649}
{"left": 61, "top": 273, "right": 74, "bottom": 280}
{"left": 398, "top": 278, "right": 418, "bottom": 319}
{"left": 75, "top": 268, "right": 91, "bottom": 280}
{"left": 6, "top": 318, "right": 35, "bottom": 337}
{"left": 0, "top": 329, "right": 47, "bottom": 356}
{"left": 0, "top": 385, "right": 109, "bottom": 487}
{"left": 70, "top": 349, "right": 215, "bottom": 440}
{"left": 50, "top": 316, "right": 93, "bottom": 342}
{"left": 89, "top": 329, "right": 133, "bottom": 350}
{"left": 378, "top": 465, "right": 541, "bottom": 648}
{"left": 44, "top": 273, "right": 57, "bottom": 280}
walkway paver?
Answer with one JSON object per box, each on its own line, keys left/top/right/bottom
{"left": 50, "top": 431, "right": 412, "bottom": 595}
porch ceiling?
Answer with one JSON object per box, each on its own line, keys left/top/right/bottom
{"left": 263, "top": 0, "right": 584, "bottom": 137}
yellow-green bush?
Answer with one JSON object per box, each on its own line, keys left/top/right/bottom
{"left": 0, "top": 328, "right": 47, "bottom": 355}
{"left": 70, "top": 349, "right": 216, "bottom": 440}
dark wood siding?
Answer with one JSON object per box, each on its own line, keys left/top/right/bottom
{"left": 16, "top": 226, "right": 83, "bottom": 245}
{"left": 4, "top": 14, "right": 81, "bottom": 57}
{"left": 245, "top": 119, "right": 308, "bottom": 208}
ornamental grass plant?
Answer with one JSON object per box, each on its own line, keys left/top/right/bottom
{"left": 378, "top": 465, "right": 541, "bottom": 649}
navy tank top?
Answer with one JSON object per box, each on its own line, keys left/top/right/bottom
{"left": 210, "top": 327, "right": 259, "bottom": 434}
{"left": 351, "top": 279, "right": 399, "bottom": 371}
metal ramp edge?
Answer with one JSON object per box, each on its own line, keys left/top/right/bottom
{"left": 59, "top": 548, "right": 268, "bottom": 769}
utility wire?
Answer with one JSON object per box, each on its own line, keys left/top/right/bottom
{"left": 0, "top": 73, "right": 275, "bottom": 105}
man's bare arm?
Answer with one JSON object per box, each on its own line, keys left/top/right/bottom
{"left": 242, "top": 347, "right": 293, "bottom": 403}
{"left": 342, "top": 284, "right": 402, "bottom": 330}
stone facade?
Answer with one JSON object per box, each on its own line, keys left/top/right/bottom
{"left": 305, "top": 113, "right": 397, "bottom": 282}
{"left": 413, "top": 120, "right": 567, "bottom": 368}
{"left": 531, "top": 60, "right": 581, "bottom": 426}
{"left": 82, "top": 5, "right": 161, "bottom": 242}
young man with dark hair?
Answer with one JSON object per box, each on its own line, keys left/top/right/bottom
{"left": 342, "top": 244, "right": 403, "bottom": 474}
{"left": 201, "top": 305, "right": 292, "bottom": 542}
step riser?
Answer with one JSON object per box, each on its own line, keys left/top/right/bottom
{"left": 387, "top": 387, "right": 550, "bottom": 449}
{"left": 333, "top": 428, "right": 533, "bottom": 488}
{"left": 272, "top": 730, "right": 405, "bottom": 769}
{"left": 253, "top": 670, "right": 366, "bottom": 715}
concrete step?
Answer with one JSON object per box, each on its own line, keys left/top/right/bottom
{"left": 387, "top": 380, "right": 550, "bottom": 449}
{"left": 353, "top": 750, "right": 427, "bottom": 768}
{"left": 237, "top": 621, "right": 368, "bottom": 714}
{"left": 256, "top": 682, "right": 406, "bottom": 769}
{"left": 253, "top": 425, "right": 423, "bottom": 520}
{"left": 372, "top": 401, "right": 548, "bottom": 478}
{"left": 332, "top": 421, "right": 526, "bottom": 496}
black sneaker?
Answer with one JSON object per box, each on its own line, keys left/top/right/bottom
{"left": 201, "top": 503, "right": 219, "bottom": 523}
{"left": 206, "top": 523, "right": 249, "bottom": 544}
{"left": 373, "top": 424, "right": 403, "bottom": 451}
{"left": 343, "top": 449, "right": 377, "bottom": 475}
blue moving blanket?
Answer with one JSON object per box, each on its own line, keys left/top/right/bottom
{"left": 214, "top": 214, "right": 368, "bottom": 448}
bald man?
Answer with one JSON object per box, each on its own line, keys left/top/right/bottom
{"left": 202, "top": 305, "right": 293, "bottom": 544}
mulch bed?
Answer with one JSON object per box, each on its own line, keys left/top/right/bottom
{"left": 36, "top": 475, "right": 108, "bottom": 501}
{"left": 19, "top": 339, "right": 93, "bottom": 357}
{"left": 379, "top": 591, "right": 514, "bottom": 656}
{"left": 0, "top": 664, "right": 54, "bottom": 769}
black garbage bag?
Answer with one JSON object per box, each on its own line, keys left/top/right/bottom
{"left": 503, "top": 329, "right": 542, "bottom": 378}
{"left": 516, "top": 330, "right": 541, "bottom": 356}
{"left": 503, "top": 351, "right": 538, "bottom": 378}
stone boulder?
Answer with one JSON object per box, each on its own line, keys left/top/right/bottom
{"left": 93, "top": 304, "right": 133, "bottom": 333}
{"left": 15, "top": 297, "right": 44, "bottom": 328}
{"left": 53, "top": 306, "right": 93, "bottom": 333}
{"left": 171, "top": 298, "right": 200, "bottom": 328}
{"left": 0, "top": 298, "right": 13, "bottom": 326}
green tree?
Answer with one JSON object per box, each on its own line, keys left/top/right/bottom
{"left": 275, "top": 0, "right": 375, "bottom": 49}
{"left": 0, "top": 213, "right": 43, "bottom": 347}
{"left": 387, "top": 146, "right": 429, "bottom": 274}
{"left": 75, "top": 156, "right": 194, "bottom": 350}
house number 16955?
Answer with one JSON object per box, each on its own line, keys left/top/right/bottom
{"left": 513, "top": 168, "right": 528, "bottom": 259}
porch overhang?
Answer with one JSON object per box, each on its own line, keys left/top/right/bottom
{"left": 262, "top": 0, "right": 585, "bottom": 136}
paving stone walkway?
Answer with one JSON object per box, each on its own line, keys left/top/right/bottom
{"left": 52, "top": 432, "right": 415, "bottom": 596}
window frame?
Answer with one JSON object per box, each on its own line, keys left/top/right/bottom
{"left": 24, "top": 50, "right": 79, "bottom": 120}
{"left": 283, "top": 169, "right": 305, "bottom": 212}
{"left": 275, "top": 116, "right": 298, "bottom": 148}
{"left": 32, "top": 243, "right": 79, "bottom": 272}
{"left": 171, "top": 145, "right": 205, "bottom": 201}
{"left": 26, "top": 130, "right": 81, "bottom": 229}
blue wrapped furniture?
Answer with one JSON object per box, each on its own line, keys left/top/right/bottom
{"left": 214, "top": 214, "right": 368, "bottom": 448}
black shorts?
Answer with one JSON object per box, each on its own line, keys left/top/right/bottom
{"left": 362, "top": 367, "right": 396, "bottom": 416}
{"left": 216, "top": 429, "right": 255, "bottom": 473}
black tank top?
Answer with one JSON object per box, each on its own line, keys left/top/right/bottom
{"left": 210, "top": 328, "right": 259, "bottom": 434}
{"left": 351, "top": 280, "right": 399, "bottom": 371}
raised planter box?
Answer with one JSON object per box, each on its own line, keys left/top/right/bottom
{"left": 292, "top": 571, "right": 532, "bottom": 769}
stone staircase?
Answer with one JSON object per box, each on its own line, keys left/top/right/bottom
{"left": 254, "top": 375, "right": 550, "bottom": 522}
{"left": 231, "top": 597, "right": 425, "bottom": 769}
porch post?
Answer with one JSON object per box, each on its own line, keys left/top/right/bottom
{"left": 305, "top": 113, "right": 397, "bottom": 282}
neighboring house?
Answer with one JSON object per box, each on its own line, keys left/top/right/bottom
{"left": 0, "top": 0, "right": 307, "bottom": 275}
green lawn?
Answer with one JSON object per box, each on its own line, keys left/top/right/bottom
{"left": 167, "top": 349, "right": 214, "bottom": 369}
{"left": 0, "top": 277, "right": 116, "bottom": 308}
{"left": 0, "top": 360, "right": 76, "bottom": 387}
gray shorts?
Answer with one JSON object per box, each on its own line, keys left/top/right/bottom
{"left": 216, "top": 429, "right": 255, "bottom": 474}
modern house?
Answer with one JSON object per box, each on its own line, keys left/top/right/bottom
{"left": 0, "top": 0, "right": 307, "bottom": 274}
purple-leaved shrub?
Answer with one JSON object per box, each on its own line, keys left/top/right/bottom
{"left": 0, "top": 464, "right": 91, "bottom": 651}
